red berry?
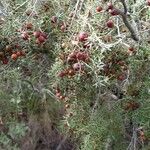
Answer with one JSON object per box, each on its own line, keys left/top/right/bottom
{"left": 106, "top": 20, "right": 114, "bottom": 28}
{"left": 40, "top": 32, "right": 47, "bottom": 39}
{"left": 16, "top": 51, "right": 22, "bottom": 57}
{"left": 33, "top": 31, "right": 41, "bottom": 38}
{"left": 78, "top": 32, "right": 88, "bottom": 42}
{"left": 2, "top": 58, "right": 8, "bottom": 64}
{"left": 96, "top": 6, "right": 103, "bottom": 12}
{"left": 37, "top": 36, "right": 46, "bottom": 43}
{"left": 77, "top": 52, "right": 89, "bottom": 62}
{"left": 11, "top": 53, "right": 18, "bottom": 60}
{"left": 76, "top": 52, "right": 84, "bottom": 60}
{"left": 67, "top": 51, "right": 78, "bottom": 63}
{"left": 76, "top": 51, "right": 89, "bottom": 61}
{"left": 110, "top": 9, "right": 119, "bottom": 16}
{"left": 147, "top": 0, "right": 150, "bottom": 6}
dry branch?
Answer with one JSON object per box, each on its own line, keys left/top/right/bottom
{"left": 114, "top": 1, "right": 139, "bottom": 41}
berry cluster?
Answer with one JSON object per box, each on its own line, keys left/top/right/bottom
{"left": 0, "top": 44, "right": 26, "bottom": 65}
{"left": 58, "top": 50, "right": 90, "bottom": 78}
{"left": 17, "top": 22, "right": 48, "bottom": 45}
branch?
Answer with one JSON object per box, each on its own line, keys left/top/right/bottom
{"left": 114, "top": 7, "right": 139, "bottom": 41}
{"left": 120, "top": 0, "right": 128, "bottom": 14}
{"left": 56, "top": 136, "right": 68, "bottom": 150}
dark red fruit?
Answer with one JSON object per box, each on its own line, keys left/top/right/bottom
{"left": 78, "top": 32, "right": 88, "bottom": 42}
{"left": 106, "top": 20, "right": 114, "bottom": 28}
{"left": 96, "top": 6, "right": 103, "bottom": 12}
{"left": 37, "top": 36, "right": 46, "bottom": 43}
{"left": 147, "top": 0, "right": 150, "bottom": 6}
{"left": 110, "top": 9, "right": 119, "bottom": 16}
{"left": 40, "top": 32, "right": 47, "bottom": 39}
{"left": 16, "top": 51, "right": 22, "bottom": 57}
{"left": 76, "top": 52, "right": 84, "bottom": 60}
{"left": 67, "top": 51, "right": 78, "bottom": 63}
{"left": 33, "top": 31, "right": 41, "bottom": 38}
{"left": 11, "top": 53, "right": 18, "bottom": 60}
{"left": 2, "top": 58, "right": 8, "bottom": 64}
{"left": 76, "top": 51, "right": 89, "bottom": 61}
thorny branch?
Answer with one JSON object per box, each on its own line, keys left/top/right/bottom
{"left": 120, "top": 0, "right": 127, "bottom": 14}
{"left": 114, "top": 0, "right": 139, "bottom": 41}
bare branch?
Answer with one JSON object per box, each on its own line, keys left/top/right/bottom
{"left": 120, "top": 0, "right": 128, "bottom": 14}
{"left": 114, "top": 8, "right": 139, "bottom": 41}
